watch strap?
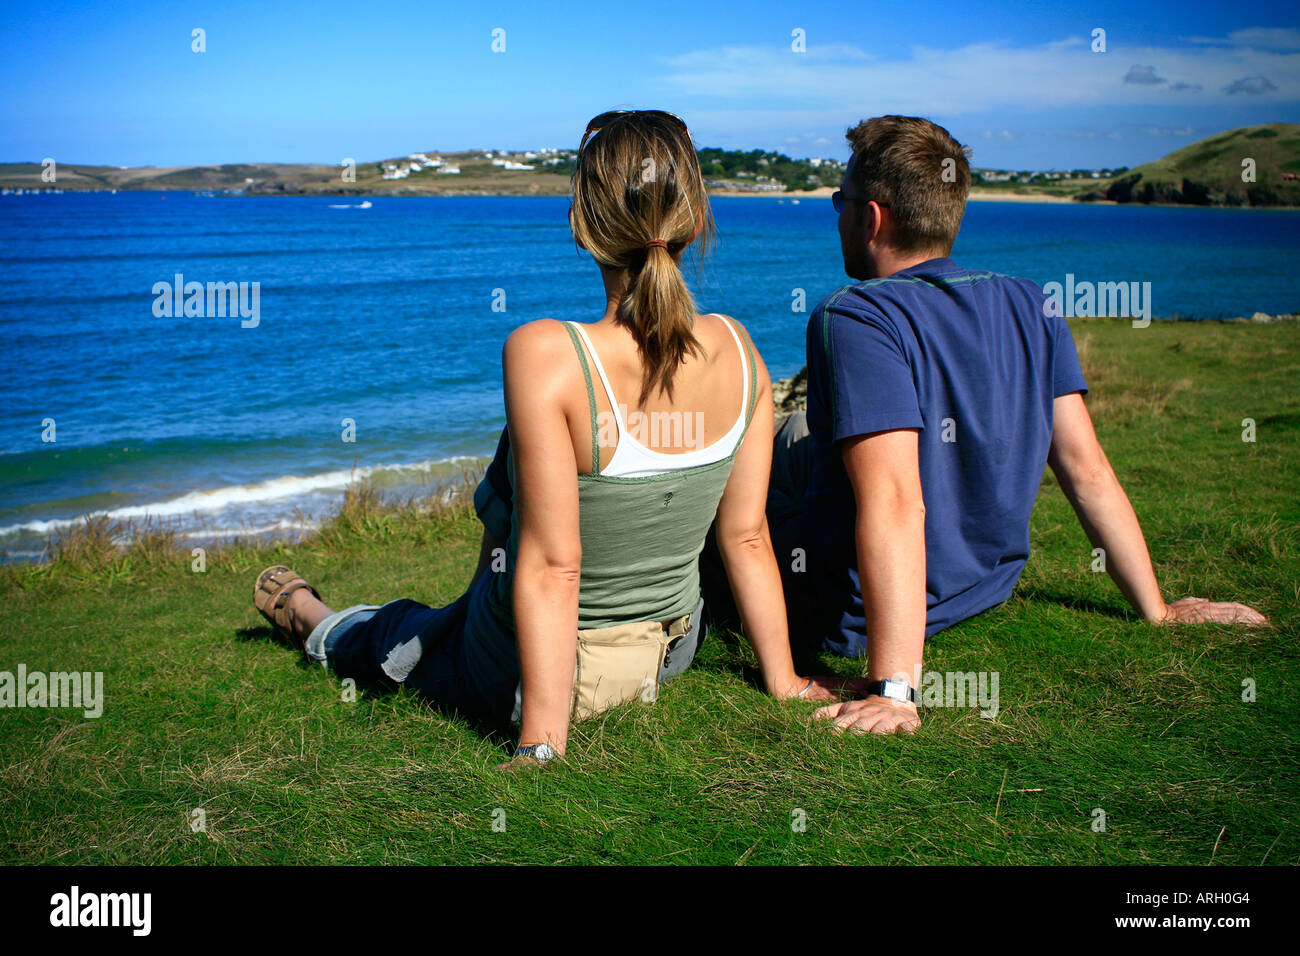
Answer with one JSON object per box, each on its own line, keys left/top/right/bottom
{"left": 864, "top": 679, "right": 917, "bottom": 704}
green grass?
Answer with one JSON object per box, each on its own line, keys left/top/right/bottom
{"left": 1, "top": 319, "right": 1297, "bottom": 865}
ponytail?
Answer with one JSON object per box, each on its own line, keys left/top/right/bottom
{"left": 569, "top": 109, "right": 717, "bottom": 403}
{"left": 620, "top": 242, "right": 703, "bottom": 404}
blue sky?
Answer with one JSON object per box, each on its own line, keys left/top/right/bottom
{"left": 3, "top": 0, "right": 1297, "bottom": 170}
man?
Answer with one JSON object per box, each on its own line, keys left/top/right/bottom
{"left": 764, "top": 115, "right": 1267, "bottom": 735}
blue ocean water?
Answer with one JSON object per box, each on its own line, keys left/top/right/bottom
{"left": 1, "top": 192, "right": 1297, "bottom": 561}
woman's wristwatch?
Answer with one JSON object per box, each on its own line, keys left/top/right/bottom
{"left": 513, "top": 743, "right": 559, "bottom": 763}
{"left": 864, "top": 679, "right": 917, "bottom": 704}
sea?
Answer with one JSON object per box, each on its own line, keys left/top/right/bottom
{"left": 2, "top": 192, "right": 1297, "bottom": 562}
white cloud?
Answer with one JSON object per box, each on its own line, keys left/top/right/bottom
{"left": 1185, "top": 28, "right": 1300, "bottom": 51}
{"left": 656, "top": 30, "right": 1299, "bottom": 115}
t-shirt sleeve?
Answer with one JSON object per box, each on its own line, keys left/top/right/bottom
{"left": 1051, "top": 315, "right": 1089, "bottom": 397}
{"left": 810, "top": 297, "right": 923, "bottom": 442}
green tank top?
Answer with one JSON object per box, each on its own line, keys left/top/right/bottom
{"left": 487, "top": 319, "right": 759, "bottom": 629}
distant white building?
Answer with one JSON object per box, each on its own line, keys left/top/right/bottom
{"left": 436, "top": 165, "right": 461, "bottom": 175}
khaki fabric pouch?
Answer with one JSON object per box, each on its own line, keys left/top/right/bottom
{"left": 572, "top": 614, "right": 690, "bottom": 721}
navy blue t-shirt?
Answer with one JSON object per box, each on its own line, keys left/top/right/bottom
{"left": 802, "top": 257, "right": 1088, "bottom": 657}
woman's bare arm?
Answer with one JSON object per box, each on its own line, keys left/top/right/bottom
{"left": 713, "top": 322, "right": 846, "bottom": 700}
{"left": 502, "top": 320, "right": 583, "bottom": 755}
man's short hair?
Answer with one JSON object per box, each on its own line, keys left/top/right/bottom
{"left": 845, "top": 115, "right": 972, "bottom": 255}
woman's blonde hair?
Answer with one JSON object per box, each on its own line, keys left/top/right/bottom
{"left": 569, "top": 110, "right": 716, "bottom": 403}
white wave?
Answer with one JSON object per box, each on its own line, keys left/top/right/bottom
{"left": 0, "top": 456, "right": 484, "bottom": 539}
{"left": 176, "top": 519, "right": 321, "bottom": 539}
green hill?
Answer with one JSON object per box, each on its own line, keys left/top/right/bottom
{"left": 1083, "top": 123, "right": 1300, "bottom": 207}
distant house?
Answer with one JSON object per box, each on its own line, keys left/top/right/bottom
{"left": 436, "top": 165, "right": 461, "bottom": 175}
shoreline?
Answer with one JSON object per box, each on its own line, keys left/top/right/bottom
{"left": 10, "top": 187, "right": 1300, "bottom": 209}
{"left": 711, "top": 186, "right": 1087, "bottom": 204}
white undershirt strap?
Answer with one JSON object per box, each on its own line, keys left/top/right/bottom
{"left": 566, "top": 314, "right": 749, "bottom": 477}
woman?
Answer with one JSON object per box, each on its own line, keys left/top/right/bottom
{"left": 253, "top": 109, "right": 847, "bottom": 765}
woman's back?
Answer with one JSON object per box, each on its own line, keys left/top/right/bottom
{"left": 565, "top": 312, "right": 750, "bottom": 475}
{"left": 569, "top": 312, "right": 750, "bottom": 475}
{"left": 486, "top": 312, "right": 759, "bottom": 629}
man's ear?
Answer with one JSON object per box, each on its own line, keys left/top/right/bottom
{"left": 866, "top": 201, "right": 890, "bottom": 244}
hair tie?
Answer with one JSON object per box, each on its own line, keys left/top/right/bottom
{"left": 644, "top": 239, "right": 668, "bottom": 250}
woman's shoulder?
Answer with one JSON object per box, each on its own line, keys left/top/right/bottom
{"left": 700, "top": 311, "right": 754, "bottom": 344}
{"left": 699, "top": 313, "right": 770, "bottom": 397}
{"left": 501, "top": 320, "right": 586, "bottom": 399}
{"left": 700, "top": 312, "right": 762, "bottom": 361}
{"left": 503, "top": 318, "right": 577, "bottom": 362}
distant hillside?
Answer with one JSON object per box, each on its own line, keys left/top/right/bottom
{"left": 0, "top": 146, "right": 841, "bottom": 197}
{"left": 1081, "top": 123, "right": 1300, "bottom": 207}
{"left": 0, "top": 153, "right": 571, "bottom": 196}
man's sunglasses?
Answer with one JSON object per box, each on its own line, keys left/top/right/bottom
{"left": 832, "top": 190, "right": 889, "bottom": 214}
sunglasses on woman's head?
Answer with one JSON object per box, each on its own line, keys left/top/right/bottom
{"left": 581, "top": 109, "right": 689, "bottom": 149}
{"left": 585, "top": 109, "right": 687, "bottom": 134}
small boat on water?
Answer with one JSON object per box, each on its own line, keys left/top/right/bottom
{"left": 328, "top": 200, "right": 373, "bottom": 209}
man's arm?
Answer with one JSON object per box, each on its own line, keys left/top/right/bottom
{"left": 813, "top": 428, "right": 925, "bottom": 734}
{"left": 1048, "top": 392, "right": 1267, "bottom": 626}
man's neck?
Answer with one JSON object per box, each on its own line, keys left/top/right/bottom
{"left": 870, "top": 247, "right": 947, "bottom": 279}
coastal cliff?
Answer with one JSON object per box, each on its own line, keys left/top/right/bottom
{"left": 1079, "top": 123, "right": 1300, "bottom": 208}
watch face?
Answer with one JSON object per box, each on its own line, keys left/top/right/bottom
{"left": 882, "top": 680, "right": 908, "bottom": 701}
{"left": 534, "top": 744, "right": 555, "bottom": 762}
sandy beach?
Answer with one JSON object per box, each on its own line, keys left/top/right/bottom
{"left": 709, "top": 185, "right": 1084, "bottom": 203}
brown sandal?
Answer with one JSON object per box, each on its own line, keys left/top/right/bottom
{"left": 254, "top": 565, "right": 322, "bottom": 650}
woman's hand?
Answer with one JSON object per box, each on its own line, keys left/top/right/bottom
{"left": 495, "top": 754, "right": 549, "bottom": 772}
{"left": 495, "top": 742, "right": 564, "bottom": 772}
{"left": 773, "top": 675, "right": 871, "bottom": 702}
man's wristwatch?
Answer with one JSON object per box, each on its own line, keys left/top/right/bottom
{"left": 513, "top": 743, "right": 558, "bottom": 763}
{"left": 864, "top": 679, "right": 917, "bottom": 705}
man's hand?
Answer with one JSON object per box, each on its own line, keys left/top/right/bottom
{"left": 774, "top": 675, "right": 872, "bottom": 703}
{"left": 813, "top": 695, "right": 921, "bottom": 735}
{"left": 1160, "top": 596, "right": 1268, "bottom": 627}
